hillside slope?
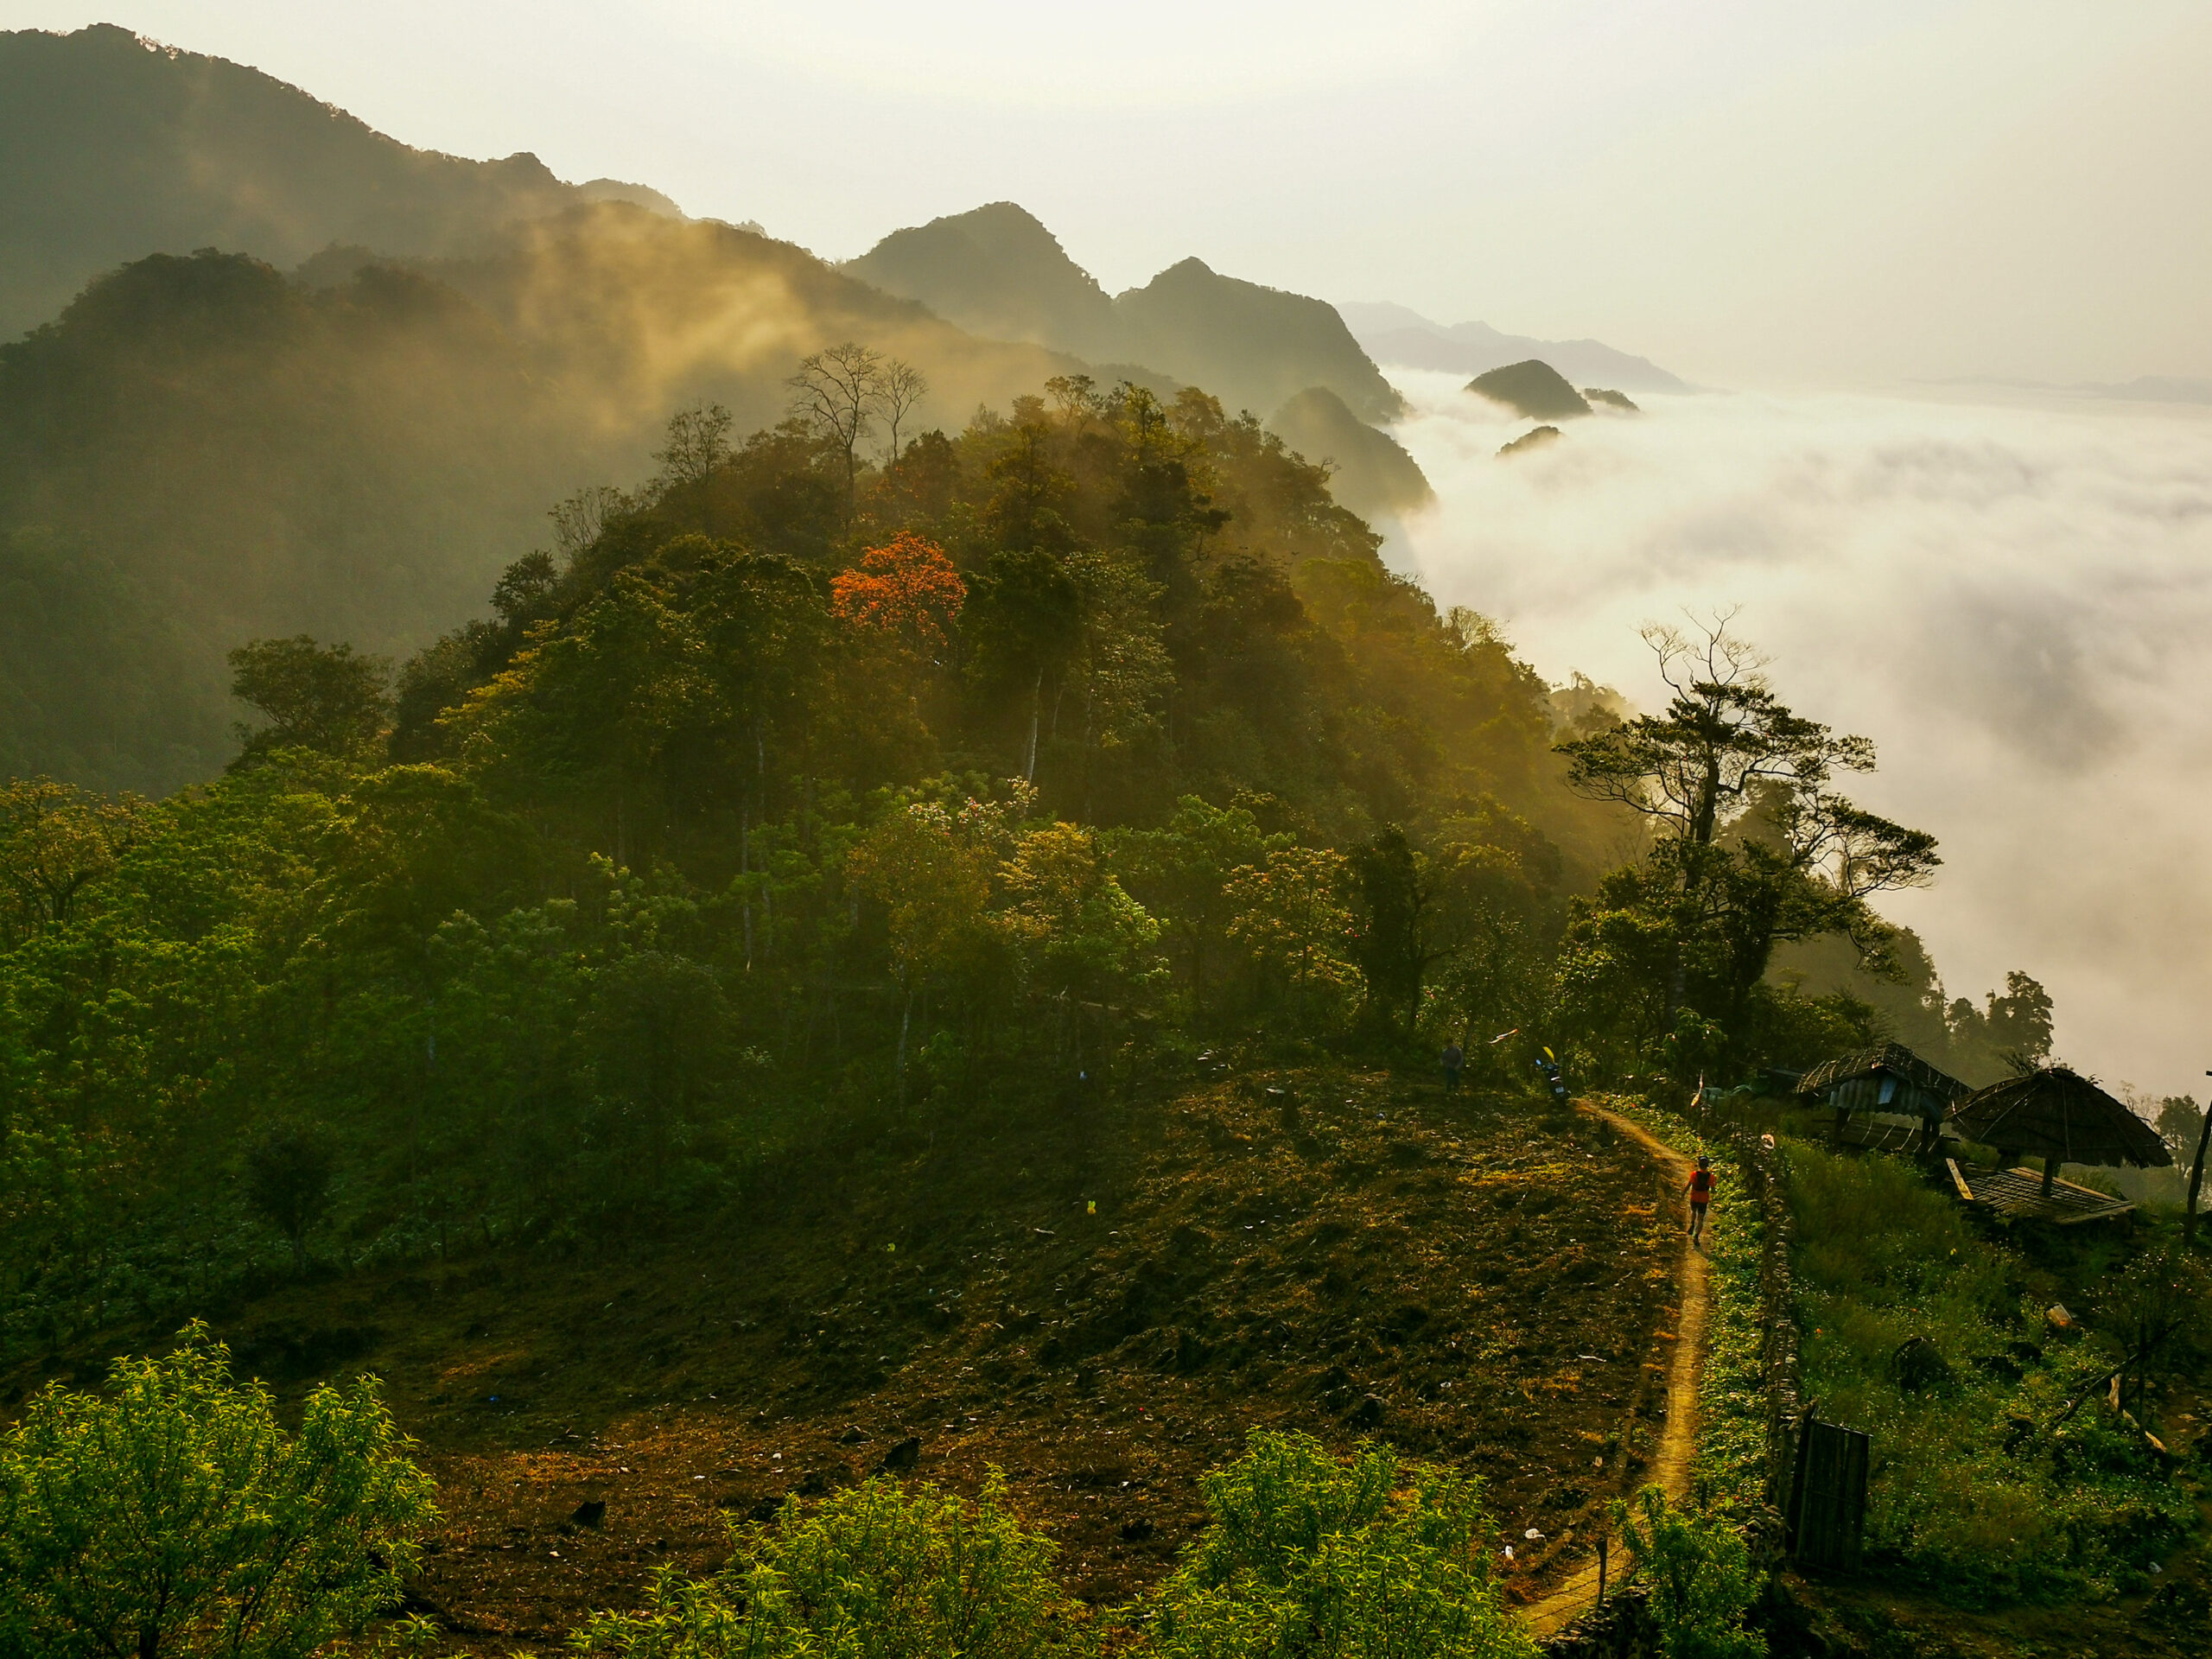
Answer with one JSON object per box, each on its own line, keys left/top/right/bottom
{"left": 10, "top": 1065, "right": 1684, "bottom": 1649}
{"left": 1266, "top": 386, "right": 1433, "bottom": 521}
{"left": 0, "top": 211, "right": 1076, "bottom": 792}
{"left": 0, "top": 23, "right": 677, "bottom": 340}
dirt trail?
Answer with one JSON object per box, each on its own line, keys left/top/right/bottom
{"left": 1522, "top": 1103, "right": 1713, "bottom": 1642}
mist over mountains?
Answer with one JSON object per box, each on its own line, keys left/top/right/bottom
{"left": 0, "top": 22, "right": 686, "bottom": 340}
{"left": 0, "top": 23, "right": 1455, "bottom": 794}
{"left": 1339, "top": 302, "right": 1688, "bottom": 394}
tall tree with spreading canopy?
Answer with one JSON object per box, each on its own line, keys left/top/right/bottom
{"left": 1554, "top": 614, "right": 1937, "bottom": 1052}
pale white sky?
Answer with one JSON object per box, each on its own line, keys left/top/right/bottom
{"left": 9, "top": 3, "right": 2210, "bottom": 386}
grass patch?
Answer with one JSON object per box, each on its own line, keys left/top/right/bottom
{"left": 1786, "top": 1139, "right": 2196, "bottom": 1605}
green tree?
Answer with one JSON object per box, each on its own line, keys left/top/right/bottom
{"left": 583, "top": 950, "right": 733, "bottom": 1192}
{"left": 1607, "top": 1485, "right": 1761, "bottom": 1659}
{"left": 573, "top": 1471, "right": 1077, "bottom": 1659}
{"left": 964, "top": 550, "right": 1082, "bottom": 783}
{"left": 226, "top": 637, "right": 392, "bottom": 763}
{"left": 1554, "top": 617, "right": 1936, "bottom": 1061}
{"left": 241, "top": 1125, "right": 335, "bottom": 1271}
{"left": 1349, "top": 825, "right": 1432, "bottom": 1039}
{"left": 1113, "top": 796, "right": 1290, "bottom": 1019}
{"left": 1150, "top": 1430, "right": 1531, "bottom": 1659}
{"left": 0, "top": 1323, "right": 436, "bottom": 1659}
{"left": 0, "top": 778, "right": 147, "bottom": 942}
{"left": 1225, "top": 848, "right": 1362, "bottom": 1026}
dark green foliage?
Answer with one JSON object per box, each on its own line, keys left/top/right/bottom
{"left": 572, "top": 1471, "right": 1080, "bottom": 1658}
{"left": 242, "top": 1124, "right": 336, "bottom": 1269}
{"left": 0, "top": 1322, "right": 436, "bottom": 1659}
{"left": 1350, "top": 826, "right": 1427, "bottom": 1038}
{"left": 227, "top": 636, "right": 392, "bottom": 762}
{"left": 1551, "top": 617, "right": 1939, "bottom": 1083}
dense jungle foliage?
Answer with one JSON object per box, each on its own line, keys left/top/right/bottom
{"left": 0, "top": 368, "right": 2031, "bottom": 1357}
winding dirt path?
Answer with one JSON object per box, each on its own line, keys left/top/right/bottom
{"left": 1522, "top": 1103, "right": 1713, "bottom": 1642}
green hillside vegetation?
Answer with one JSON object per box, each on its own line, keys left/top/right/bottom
{"left": 1467, "top": 361, "right": 1592, "bottom": 422}
{"left": 0, "top": 360, "right": 1977, "bottom": 1358}
{"left": 1264, "top": 386, "right": 1434, "bottom": 520}
{"left": 1, "top": 357, "right": 2168, "bottom": 1654}
{"left": 848, "top": 203, "right": 1406, "bottom": 424}
{"left": 1585, "top": 388, "right": 1639, "bottom": 412}
{"left": 0, "top": 22, "right": 672, "bottom": 340}
{"left": 0, "top": 215, "right": 1082, "bottom": 794}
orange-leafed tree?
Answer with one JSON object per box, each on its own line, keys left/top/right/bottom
{"left": 830, "top": 533, "right": 967, "bottom": 660}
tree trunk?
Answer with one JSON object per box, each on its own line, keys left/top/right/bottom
{"left": 897, "top": 985, "right": 913, "bottom": 1109}
{"left": 1025, "top": 669, "right": 1043, "bottom": 782}
{"left": 2041, "top": 1157, "right": 2059, "bottom": 1197}
{"left": 2187, "top": 1101, "right": 2212, "bottom": 1243}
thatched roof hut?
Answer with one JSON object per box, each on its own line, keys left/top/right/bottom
{"left": 1797, "top": 1043, "right": 1967, "bottom": 1151}
{"left": 1950, "top": 1066, "right": 2171, "bottom": 1194}
{"left": 1799, "top": 1043, "right": 1967, "bottom": 1112}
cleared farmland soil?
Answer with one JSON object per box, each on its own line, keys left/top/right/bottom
{"left": 13, "top": 1063, "right": 1692, "bottom": 1650}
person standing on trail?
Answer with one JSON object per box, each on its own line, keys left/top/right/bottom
{"left": 1440, "top": 1042, "right": 1464, "bottom": 1094}
{"left": 1684, "top": 1155, "right": 1717, "bottom": 1245}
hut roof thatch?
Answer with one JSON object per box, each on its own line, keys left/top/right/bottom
{"left": 1797, "top": 1043, "right": 1967, "bottom": 1103}
{"left": 1949, "top": 1067, "right": 2172, "bottom": 1168}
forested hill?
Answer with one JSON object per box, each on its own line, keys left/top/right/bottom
{"left": 0, "top": 23, "right": 685, "bottom": 340}
{"left": 0, "top": 216, "right": 1077, "bottom": 793}
{"left": 847, "top": 203, "right": 1407, "bottom": 426}
{"left": 0, "top": 375, "right": 1649, "bottom": 1353}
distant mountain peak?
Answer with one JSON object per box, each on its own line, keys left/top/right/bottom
{"left": 1468, "top": 360, "right": 1590, "bottom": 422}
{"left": 851, "top": 205, "right": 1402, "bottom": 423}
{"left": 1338, "top": 300, "right": 1687, "bottom": 395}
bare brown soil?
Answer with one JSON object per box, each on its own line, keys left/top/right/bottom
{"left": 14, "top": 1062, "right": 1694, "bottom": 1650}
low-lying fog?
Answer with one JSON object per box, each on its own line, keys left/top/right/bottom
{"left": 1382, "top": 369, "right": 2212, "bottom": 1103}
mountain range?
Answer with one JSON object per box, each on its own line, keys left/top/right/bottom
{"left": 0, "top": 23, "right": 1462, "bottom": 792}
{"left": 848, "top": 203, "right": 1405, "bottom": 426}
{"left": 1336, "top": 302, "right": 1688, "bottom": 393}
{"left": 0, "top": 23, "right": 691, "bottom": 340}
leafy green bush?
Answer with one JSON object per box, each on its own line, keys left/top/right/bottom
{"left": 1609, "top": 1485, "right": 1760, "bottom": 1659}
{"left": 0, "top": 1321, "right": 436, "bottom": 1659}
{"left": 572, "top": 1469, "right": 1080, "bottom": 1659}
{"left": 1147, "top": 1430, "right": 1533, "bottom": 1659}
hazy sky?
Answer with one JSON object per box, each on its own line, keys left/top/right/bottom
{"left": 1389, "top": 378, "right": 2212, "bottom": 1103}
{"left": 9, "top": 2, "right": 2209, "bottom": 387}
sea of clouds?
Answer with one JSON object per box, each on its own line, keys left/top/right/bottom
{"left": 1381, "top": 369, "right": 2212, "bottom": 1103}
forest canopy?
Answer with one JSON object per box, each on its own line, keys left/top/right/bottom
{"left": 0, "top": 368, "right": 2044, "bottom": 1356}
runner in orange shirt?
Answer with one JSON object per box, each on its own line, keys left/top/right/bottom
{"left": 1684, "top": 1154, "right": 1717, "bottom": 1246}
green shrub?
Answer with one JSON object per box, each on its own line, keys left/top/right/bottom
{"left": 0, "top": 1321, "right": 436, "bottom": 1659}
{"left": 1147, "top": 1430, "right": 1533, "bottom": 1659}
{"left": 1609, "top": 1485, "right": 1760, "bottom": 1659}
{"left": 572, "top": 1469, "right": 1080, "bottom": 1659}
